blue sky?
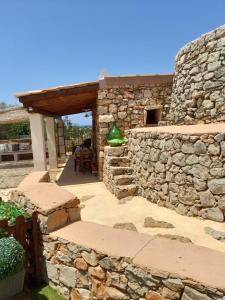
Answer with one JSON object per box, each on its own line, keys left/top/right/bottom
{"left": 0, "top": 0, "right": 225, "bottom": 125}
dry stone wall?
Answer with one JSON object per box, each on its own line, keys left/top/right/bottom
{"left": 97, "top": 82, "right": 172, "bottom": 177}
{"left": 128, "top": 129, "right": 225, "bottom": 222}
{"left": 167, "top": 25, "right": 225, "bottom": 124}
{"left": 43, "top": 236, "right": 225, "bottom": 300}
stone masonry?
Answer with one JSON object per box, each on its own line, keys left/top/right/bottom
{"left": 167, "top": 25, "right": 225, "bottom": 124}
{"left": 97, "top": 78, "right": 173, "bottom": 178}
{"left": 43, "top": 235, "right": 225, "bottom": 300}
{"left": 128, "top": 129, "right": 225, "bottom": 222}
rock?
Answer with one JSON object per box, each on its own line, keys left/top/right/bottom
{"left": 89, "top": 265, "right": 106, "bottom": 280}
{"left": 162, "top": 278, "right": 184, "bottom": 292}
{"left": 128, "top": 281, "right": 148, "bottom": 296}
{"left": 91, "top": 277, "right": 106, "bottom": 299}
{"left": 157, "top": 234, "right": 192, "bottom": 243}
{"left": 99, "top": 257, "right": 121, "bottom": 271}
{"left": 208, "top": 178, "right": 225, "bottom": 194}
{"left": 125, "top": 265, "right": 157, "bottom": 288}
{"left": 106, "top": 272, "right": 127, "bottom": 291}
{"left": 204, "top": 226, "right": 225, "bottom": 241}
{"left": 81, "top": 251, "right": 98, "bottom": 266}
{"left": 71, "top": 288, "right": 82, "bottom": 300}
{"left": 59, "top": 264, "right": 76, "bottom": 288}
{"left": 47, "top": 209, "right": 68, "bottom": 233}
{"left": 208, "top": 144, "right": 220, "bottom": 155}
{"left": 143, "top": 217, "right": 174, "bottom": 229}
{"left": 200, "top": 207, "right": 224, "bottom": 222}
{"left": 46, "top": 261, "right": 59, "bottom": 283}
{"left": 118, "top": 112, "right": 127, "bottom": 119}
{"left": 176, "top": 203, "right": 188, "bottom": 216}
{"left": 145, "top": 291, "right": 164, "bottom": 300}
{"left": 99, "top": 114, "right": 114, "bottom": 123}
{"left": 161, "top": 287, "right": 180, "bottom": 300}
{"left": 215, "top": 133, "right": 225, "bottom": 142}
{"left": 181, "top": 143, "right": 194, "bottom": 154}
{"left": 104, "top": 286, "right": 129, "bottom": 299}
{"left": 181, "top": 286, "right": 211, "bottom": 300}
{"left": 188, "top": 165, "right": 208, "bottom": 181}
{"left": 77, "top": 288, "right": 92, "bottom": 300}
{"left": 179, "top": 187, "right": 198, "bottom": 206}
{"left": 172, "top": 153, "right": 186, "bottom": 166}
{"left": 194, "top": 141, "right": 207, "bottom": 154}
{"left": 199, "top": 190, "right": 215, "bottom": 207}
{"left": 74, "top": 258, "right": 88, "bottom": 271}
{"left": 113, "top": 222, "right": 137, "bottom": 231}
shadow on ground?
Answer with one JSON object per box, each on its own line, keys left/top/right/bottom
{"left": 57, "top": 156, "right": 99, "bottom": 186}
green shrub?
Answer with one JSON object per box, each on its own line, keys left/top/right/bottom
{"left": 0, "top": 201, "right": 30, "bottom": 225}
{"left": 0, "top": 237, "right": 25, "bottom": 280}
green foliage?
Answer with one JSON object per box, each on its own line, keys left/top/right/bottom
{"left": 63, "top": 116, "right": 92, "bottom": 140}
{"left": 31, "top": 284, "right": 66, "bottom": 300}
{"left": 0, "top": 122, "right": 30, "bottom": 140}
{"left": 0, "top": 237, "right": 24, "bottom": 280}
{"left": 0, "top": 201, "right": 30, "bottom": 225}
{"left": 0, "top": 228, "right": 7, "bottom": 239}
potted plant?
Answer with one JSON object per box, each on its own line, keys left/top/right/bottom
{"left": 0, "top": 237, "right": 25, "bottom": 300}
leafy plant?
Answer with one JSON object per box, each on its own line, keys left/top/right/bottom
{"left": 0, "top": 201, "right": 30, "bottom": 225}
{"left": 0, "top": 228, "right": 7, "bottom": 239}
{"left": 0, "top": 237, "right": 25, "bottom": 280}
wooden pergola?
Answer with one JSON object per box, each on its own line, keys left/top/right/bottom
{"left": 16, "top": 81, "right": 99, "bottom": 116}
{"left": 15, "top": 81, "right": 99, "bottom": 171}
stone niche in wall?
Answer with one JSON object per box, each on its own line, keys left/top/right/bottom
{"left": 167, "top": 25, "right": 225, "bottom": 125}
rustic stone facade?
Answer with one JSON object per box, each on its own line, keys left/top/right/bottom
{"left": 127, "top": 128, "right": 225, "bottom": 222}
{"left": 167, "top": 25, "right": 225, "bottom": 124}
{"left": 96, "top": 77, "right": 173, "bottom": 177}
{"left": 43, "top": 236, "right": 225, "bottom": 300}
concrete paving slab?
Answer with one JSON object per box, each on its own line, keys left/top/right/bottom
{"left": 51, "top": 220, "right": 154, "bottom": 258}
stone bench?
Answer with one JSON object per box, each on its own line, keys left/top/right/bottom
{"left": 11, "top": 171, "right": 80, "bottom": 233}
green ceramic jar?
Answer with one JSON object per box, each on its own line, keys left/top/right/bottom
{"left": 107, "top": 122, "right": 124, "bottom": 146}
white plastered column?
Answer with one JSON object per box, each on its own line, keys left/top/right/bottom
{"left": 45, "top": 117, "right": 58, "bottom": 169}
{"left": 29, "top": 113, "right": 47, "bottom": 171}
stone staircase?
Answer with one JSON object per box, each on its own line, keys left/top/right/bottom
{"left": 103, "top": 146, "right": 137, "bottom": 199}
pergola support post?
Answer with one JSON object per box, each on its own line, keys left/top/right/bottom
{"left": 29, "top": 113, "right": 47, "bottom": 171}
{"left": 56, "top": 118, "right": 66, "bottom": 158}
{"left": 45, "top": 117, "right": 58, "bottom": 169}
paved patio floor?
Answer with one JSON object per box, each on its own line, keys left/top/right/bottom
{"left": 57, "top": 157, "right": 225, "bottom": 252}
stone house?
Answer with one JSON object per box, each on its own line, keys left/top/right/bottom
{"left": 16, "top": 24, "right": 225, "bottom": 222}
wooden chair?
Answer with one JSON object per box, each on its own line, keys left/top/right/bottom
{"left": 79, "top": 149, "right": 93, "bottom": 172}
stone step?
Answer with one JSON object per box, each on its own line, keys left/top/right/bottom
{"left": 104, "top": 146, "right": 128, "bottom": 157}
{"left": 110, "top": 166, "right": 133, "bottom": 176}
{"left": 115, "top": 184, "right": 137, "bottom": 199}
{"left": 114, "top": 175, "right": 135, "bottom": 185}
{"left": 108, "top": 156, "right": 130, "bottom": 167}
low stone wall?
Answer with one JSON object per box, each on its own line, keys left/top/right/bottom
{"left": 11, "top": 171, "right": 81, "bottom": 233}
{"left": 43, "top": 233, "right": 225, "bottom": 300}
{"left": 128, "top": 128, "right": 225, "bottom": 222}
